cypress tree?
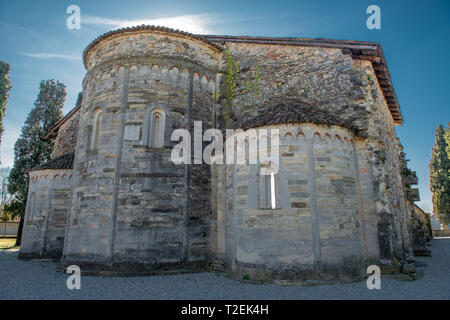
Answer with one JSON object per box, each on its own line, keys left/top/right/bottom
{"left": 429, "top": 124, "right": 450, "bottom": 225}
{"left": 4, "top": 80, "right": 65, "bottom": 244}
{"left": 0, "top": 61, "right": 12, "bottom": 147}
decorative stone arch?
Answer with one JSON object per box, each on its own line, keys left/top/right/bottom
{"left": 283, "top": 131, "right": 294, "bottom": 145}
{"left": 344, "top": 136, "right": 350, "bottom": 147}
{"left": 313, "top": 131, "right": 322, "bottom": 142}
{"left": 296, "top": 131, "right": 306, "bottom": 143}
{"left": 233, "top": 128, "right": 258, "bottom": 165}
{"left": 169, "top": 66, "right": 180, "bottom": 79}
{"left": 208, "top": 78, "right": 215, "bottom": 93}
{"left": 144, "top": 104, "right": 168, "bottom": 148}
{"left": 129, "top": 64, "right": 138, "bottom": 74}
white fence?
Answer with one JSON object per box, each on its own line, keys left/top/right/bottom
{"left": 0, "top": 222, "right": 19, "bottom": 238}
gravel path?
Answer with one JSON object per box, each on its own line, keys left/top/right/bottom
{"left": 1, "top": 238, "right": 449, "bottom": 300}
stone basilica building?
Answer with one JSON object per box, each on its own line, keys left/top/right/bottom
{"left": 19, "top": 25, "right": 428, "bottom": 282}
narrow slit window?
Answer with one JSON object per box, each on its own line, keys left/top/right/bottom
{"left": 270, "top": 171, "right": 276, "bottom": 209}
{"left": 259, "top": 164, "right": 277, "bottom": 209}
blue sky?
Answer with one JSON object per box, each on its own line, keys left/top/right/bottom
{"left": 0, "top": 0, "right": 449, "bottom": 212}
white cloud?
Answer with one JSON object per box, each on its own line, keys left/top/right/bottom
{"left": 22, "top": 53, "right": 81, "bottom": 61}
{"left": 81, "top": 14, "right": 214, "bottom": 34}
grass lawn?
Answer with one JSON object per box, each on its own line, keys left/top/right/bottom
{"left": 0, "top": 238, "right": 19, "bottom": 250}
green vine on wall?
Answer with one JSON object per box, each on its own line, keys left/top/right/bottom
{"left": 246, "top": 66, "right": 260, "bottom": 95}
{"left": 225, "top": 50, "right": 239, "bottom": 101}
{"left": 223, "top": 50, "right": 261, "bottom": 103}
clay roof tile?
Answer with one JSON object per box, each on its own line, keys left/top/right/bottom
{"left": 236, "top": 102, "right": 357, "bottom": 133}
{"left": 30, "top": 153, "right": 75, "bottom": 172}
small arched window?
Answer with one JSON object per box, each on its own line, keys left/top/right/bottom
{"left": 91, "top": 109, "right": 103, "bottom": 150}
{"left": 148, "top": 108, "right": 165, "bottom": 148}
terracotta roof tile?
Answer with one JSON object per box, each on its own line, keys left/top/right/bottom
{"left": 31, "top": 153, "right": 74, "bottom": 171}
{"left": 236, "top": 102, "right": 357, "bottom": 132}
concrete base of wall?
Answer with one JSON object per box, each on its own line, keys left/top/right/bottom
{"left": 18, "top": 250, "right": 62, "bottom": 261}
{"left": 226, "top": 261, "right": 366, "bottom": 283}
{"left": 58, "top": 259, "right": 209, "bottom": 276}
{"left": 413, "top": 248, "right": 432, "bottom": 257}
{"left": 224, "top": 271, "right": 364, "bottom": 286}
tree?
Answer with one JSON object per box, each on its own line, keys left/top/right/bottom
{"left": 0, "top": 61, "right": 12, "bottom": 147}
{"left": 4, "top": 80, "right": 65, "bottom": 245}
{"left": 0, "top": 167, "right": 10, "bottom": 221}
{"left": 446, "top": 122, "right": 450, "bottom": 158}
{"left": 0, "top": 167, "right": 10, "bottom": 204}
{"left": 0, "top": 204, "right": 11, "bottom": 222}
{"left": 429, "top": 124, "right": 450, "bottom": 225}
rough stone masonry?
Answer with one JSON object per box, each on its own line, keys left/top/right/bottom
{"left": 18, "top": 25, "right": 429, "bottom": 282}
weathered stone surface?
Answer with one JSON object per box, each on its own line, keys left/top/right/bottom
{"left": 51, "top": 107, "right": 80, "bottom": 159}
{"left": 19, "top": 26, "right": 425, "bottom": 282}
{"left": 400, "top": 262, "right": 416, "bottom": 274}
{"left": 19, "top": 169, "right": 72, "bottom": 260}
{"left": 406, "top": 188, "right": 420, "bottom": 201}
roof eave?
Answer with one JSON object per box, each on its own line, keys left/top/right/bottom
{"left": 43, "top": 102, "right": 81, "bottom": 141}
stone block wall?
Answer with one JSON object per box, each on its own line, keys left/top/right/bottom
{"left": 360, "top": 61, "right": 413, "bottom": 261}
{"left": 17, "top": 28, "right": 417, "bottom": 280}
{"left": 51, "top": 109, "right": 80, "bottom": 159}
{"left": 216, "top": 124, "right": 367, "bottom": 281}
{"left": 221, "top": 42, "right": 414, "bottom": 265}
{"left": 221, "top": 42, "right": 369, "bottom": 133}
{"left": 62, "top": 30, "right": 223, "bottom": 271}
{"left": 19, "top": 169, "right": 72, "bottom": 259}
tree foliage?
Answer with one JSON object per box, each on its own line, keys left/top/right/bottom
{"left": 429, "top": 124, "right": 450, "bottom": 224}
{"left": 4, "top": 80, "right": 65, "bottom": 219}
{"left": 0, "top": 61, "right": 12, "bottom": 146}
{"left": 0, "top": 204, "right": 11, "bottom": 222}
{"left": 0, "top": 167, "right": 10, "bottom": 204}
{"left": 446, "top": 122, "right": 450, "bottom": 158}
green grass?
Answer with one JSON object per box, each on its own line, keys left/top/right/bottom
{"left": 0, "top": 238, "right": 19, "bottom": 250}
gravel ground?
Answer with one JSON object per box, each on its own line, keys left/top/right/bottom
{"left": 0, "top": 238, "right": 449, "bottom": 300}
